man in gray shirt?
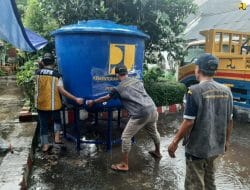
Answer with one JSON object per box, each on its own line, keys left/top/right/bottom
{"left": 87, "top": 65, "right": 161, "bottom": 171}
{"left": 168, "top": 53, "right": 233, "bottom": 190}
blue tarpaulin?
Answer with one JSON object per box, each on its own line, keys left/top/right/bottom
{"left": 0, "top": 0, "right": 47, "bottom": 52}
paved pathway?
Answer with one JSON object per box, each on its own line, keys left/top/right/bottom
{"left": 0, "top": 76, "right": 37, "bottom": 190}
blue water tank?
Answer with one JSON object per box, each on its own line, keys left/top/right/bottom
{"left": 52, "top": 20, "right": 149, "bottom": 107}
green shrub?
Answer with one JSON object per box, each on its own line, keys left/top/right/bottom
{"left": 16, "top": 60, "right": 37, "bottom": 109}
{"left": 145, "top": 81, "right": 186, "bottom": 106}
{"left": 143, "top": 67, "right": 164, "bottom": 83}
{"left": 143, "top": 66, "right": 176, "bottom": 83}
{"left": 158, "top": 72, "right": 176, "bottom": 82}
{"left": 0, "top": 69, "right": 5, "bottom": 76}
{"left": 143, "top": 66, "right": 185, "bottom": 106}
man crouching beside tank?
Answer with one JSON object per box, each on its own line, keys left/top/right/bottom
{"left": 35, "top": 53, "right": 84, "bottom": 153}
{"left": 87, "top": 65, "right": 162, "bottom": 171}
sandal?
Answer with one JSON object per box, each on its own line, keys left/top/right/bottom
{"left": 111, "top": 163, "right": 129, "bottom": 172}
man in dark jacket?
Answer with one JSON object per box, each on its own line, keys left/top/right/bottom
{"left": 168, "top": 53, "right": 233, "bottom": 190}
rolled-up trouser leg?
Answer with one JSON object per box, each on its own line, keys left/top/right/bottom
{"left": 53, "top": 111, "right": 62, "bottom": 133}
{"left": 54, "top": 123, "right": 61, "bottom": 133}
{"left": 121, "top": 116, "right": 148, "bottom": 153}
{"left": 144, "top": 111, "right": 160, "bottom": 145}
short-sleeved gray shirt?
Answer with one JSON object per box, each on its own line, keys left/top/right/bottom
{"left": 113, "top": 77, "right": 156, "bottom": 118}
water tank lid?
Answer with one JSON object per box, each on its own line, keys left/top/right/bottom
{"left": 52, "top": 20, "right": 149, "bottom": 39}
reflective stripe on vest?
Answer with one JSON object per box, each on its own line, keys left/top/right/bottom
{"left": 35, "top": 69, "right": 62, "bottom": 111}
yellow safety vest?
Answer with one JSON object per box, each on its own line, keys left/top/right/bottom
{"left": 35, "top": 68, "right": 62, "bottom": 111}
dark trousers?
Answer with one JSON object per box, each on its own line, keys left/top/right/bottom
{"left": 185, "top": 155, "right": 218, "bottom": 190}
{"left": 37, "top": 110, "right": 61, "bottom": 145}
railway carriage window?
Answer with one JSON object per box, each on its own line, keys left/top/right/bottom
{"left": 183, "top": 44, "right": 205, "bottom": 65}
{"left": 231, "top": 45, "right": 235, "bottom": 53}
{"left": 232, "top": 34, "right": 240, "bottom": 53}
{"left": 222, "top": 44, "right": 229, "bottom": 52}
{"left": 215, "top": 32, "right": 222, "bottom": 52}
{"left": 222, "top": 33, "right": 230, "bottom": 53}
{"left": 215, "top": 32, "right": 221, "bottom": 42}
{"left": 241, "top": 36, "right": 250, "bottom": 54}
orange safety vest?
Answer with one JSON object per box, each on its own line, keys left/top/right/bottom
{"left": 35, "top": 68, "right": 62, "bottom": 111}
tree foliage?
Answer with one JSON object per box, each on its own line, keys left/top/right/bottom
{"left": 38, "top": 0, "right": 108, "bottom": 26}
{"left": 20, "top": 0, "right": 197, "bottom": 66}
{"left": 16, "top": 0, "right": 27, "bottom": 18}
{"left": 38, "top": 0, "right": 197, "bottom": 64}
{"left": 24, "top": 0, "right": 44, "bottom": 34}
{"left": 23, "top": 0, "right": 59, "bottom": 40}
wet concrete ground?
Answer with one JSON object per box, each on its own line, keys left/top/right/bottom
{"left": 29, "top": 113, "right": 250, "bottom": 190}
{"left": 0, "top": 77, "right": 24, "bottom": 160}
{"left": 0, "top": 76, "right": 38, "bottom": 189}
{"left": 1, "top": 76, "right": 248, "bottom": 189}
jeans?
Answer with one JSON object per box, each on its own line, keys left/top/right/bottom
{"left": 37, "top": 110, "right": 62, "bottom": 146}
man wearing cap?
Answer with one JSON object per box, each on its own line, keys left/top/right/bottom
{"left": 87, "top": 65, "right": 161, "bottom": 171}
{"left": 35, "top": 53, "right": 83, "bottom": 153}
{"left": 168, "top": 53, "right": 233, "bottom": 190}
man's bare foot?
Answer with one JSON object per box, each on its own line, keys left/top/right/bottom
{"left": 42, "top": 144, "right": 53, "bottom": 153}
{"left": 54, "top": 132, "right": 62, "bottom": 144}
{"left": 111, "top": 163, "right": 129, "bottom": 171}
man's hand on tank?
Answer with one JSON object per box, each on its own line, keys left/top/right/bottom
{"left": 75, "top": 98, "right": 84, "bottom": 105}
{"left": 86, "top": 100, "right": 95, "bottom": 107}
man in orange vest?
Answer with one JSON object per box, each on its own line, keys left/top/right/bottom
{"left": 35, "top": 53, "right": 83, "bottom": 153}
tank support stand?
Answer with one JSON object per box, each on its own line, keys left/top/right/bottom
{"left": 62, "top": 106, "right": 122, "bottom": 152}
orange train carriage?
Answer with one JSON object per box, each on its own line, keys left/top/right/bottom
{"left": 179, "top": 29, "right": 250, "bottom": 108}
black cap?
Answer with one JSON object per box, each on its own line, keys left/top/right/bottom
{"left": 195, "top": 53, "right": 218, "bottom": 74}
{"left": 115, "top": 65, "right": 128, "bottom": 75}
{"left": 42, "top": 53, "right": 54, "bottom": 65}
